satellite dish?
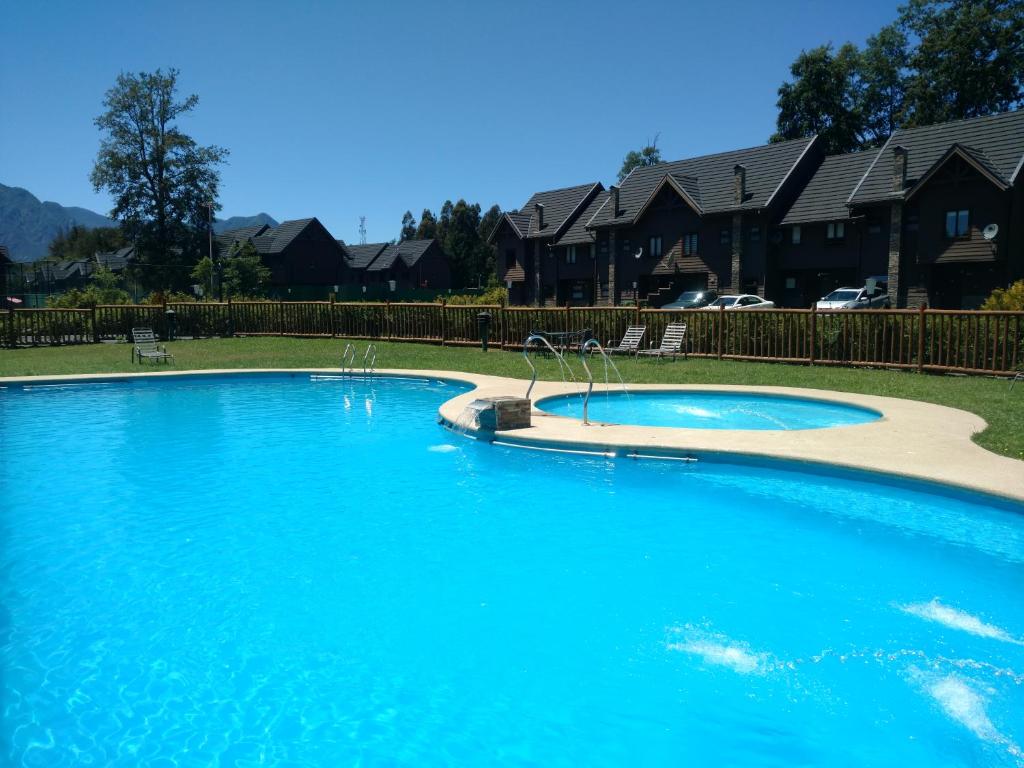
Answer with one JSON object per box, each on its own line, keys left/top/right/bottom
{"left": 634, "top": 247, "right": 644, "bottom": 259}
{"left": 982, "top": 223, "right": 999, "bottom": 241}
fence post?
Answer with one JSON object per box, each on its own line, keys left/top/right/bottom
{"left": 808, "top": 304, "right": 817, "bottom": 365}
{"left": 279, "top": 300, "right": 285, "bottom": 336}
{"left": 4, "top": 309, "right": 12, "bottom": 349}
{"left": 91, "top": 306, "right": 99, "bottom": 343}
{"left": 226, "top": 298, "right": 234, "bottom": 337}
{"left": 440, "top": 299, "right": 447, "bottom": 345}
{"left": 386, "top": 300, "right": 392, "bottom": 342}
{"left": 716, "top": 304, "right": 724, "bottom": 360}
{"left": 917, "top": 303, "right": 927, "bottom": 374}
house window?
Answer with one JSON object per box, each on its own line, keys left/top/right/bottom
{"left": 683, "top": 233, "right": 699, "bottom": 255}
{"left": 649, "top": 236, "right": 663, "bottom": 258}
{"left": 905, "top": 214, "right": 919, "bottom": 232}
{"left": 867, "top": 219, "right": 882, "bottom": 235}
{"left": 750, "top": 226, "right": 761, "bottom": 242}
{"left": 505, "top": 249, "right": 515, "bottom": 270}
{"left": 791, "top": 225, "right": 801, "bottom": 245}
{"left": 826, "top": 221, "right": 846, "bottom": 241}
{"left": 566, "top": 246, "right": 577, "bottom": 264}
{"left": 719, "top": 228, "right": 730, "bottom": 245}
{"left": 945, "top": 209, "right": 970, "bottom": 239}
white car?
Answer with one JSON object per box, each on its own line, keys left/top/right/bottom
{"left": 705, "top": 294, "right": 776, "bottom": 310}
{"left": 816, "top": 286, "right": 891, "bottom": 310}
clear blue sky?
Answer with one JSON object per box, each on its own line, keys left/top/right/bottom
{"left": 2, "top": 0, "right": 902, "bottom": 244}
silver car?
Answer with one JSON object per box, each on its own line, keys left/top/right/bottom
{"left": 816, "top": 286, "right": 891, "bottom": 310}
{"left": 705, "top": 294, "right": 776, "bottom": 310}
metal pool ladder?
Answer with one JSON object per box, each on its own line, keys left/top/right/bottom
{"left": 341, "top": 343, "right": 356, "bottom": 373}
{"left": 362, "top": 344, "right": 377, "bottom": 376}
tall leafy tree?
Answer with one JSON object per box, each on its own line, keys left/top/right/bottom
{"left": 415, "top": 209, "right": 438, "bottom": 240}
{"left": 47, "top": 225, "right": 126, "bottom": 263}
{"left": 90, "top": 68, "right": 228, "bottom": 290}
{"left": 617, "top": 137, "right": 662, "bottom": 182}
{"left": 441, "top": 200, "right": 483, "bottom": 288}
{"left": 899, "top": 0, "right": 1024, "bottom": 126}
{"left": 771, "top": 44, "right": 864, "bottom": 154}
{"left": 859, "top": 24, "right": 910, "bottom": 145}
{"left": 477, "top": 204, "right": 502, "bottom": 282}
{"left": 400, "top": 211, "right": 416, "bottom": 240}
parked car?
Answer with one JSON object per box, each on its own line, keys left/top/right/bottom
{"left": 705, "top": 294, "right": 776, "bottom": 310}
{"left": 816, "top": 286, "right": 891, "bottom": 310}
{"left": 662, "top": 289, "right": 719, "bottom": 309}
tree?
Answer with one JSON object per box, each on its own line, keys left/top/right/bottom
{"left": 441, "top": 200, "right": 484, "bottom": 287}
{"left": 859, "top": 24, "right": 910, "bottom": 145}
{"left": 400, "top": 211, "right": 417, "bottom": 240}
{"left": 617, "top": 137, "right": 662, "bottom": 182}
{"left": 47, "top": 225, "right": 126, "bottom": 264}
{"left": 221, "top": 241, "right": 270, "bottom": 297}
{"left": 190, "top": 241, "right": 270, "bottom": 299}
{"left": 899, "top": 0, "right": 1024, "bottom": 126}
{"left": 90, "top": 68, "right": 228, "bottom": 291}
{"left": 415, "top": 209, "right": 438, "bottom": 239}
{"left": 771, "top": 44, "right": 864, "bottom": 154}
{"left": 477, "top": 204, "right": 502, "bottom": 281}
{"left": 47, "top": 267, "right": 131, "bottom": 308}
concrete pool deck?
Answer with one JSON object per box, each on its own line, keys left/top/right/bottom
{"left": 2, "top": 367, "right": 1023, "bottom": 502}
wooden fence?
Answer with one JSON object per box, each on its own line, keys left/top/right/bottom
{"left": 3, "top": 301, "right": 1022, "bottom": 376}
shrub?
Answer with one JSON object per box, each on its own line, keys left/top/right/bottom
{"left": 981, "top": 280, "right": 1024, "bottom": 311}
{"left": 442, "top": 286, "right": 508, "bottom": 305}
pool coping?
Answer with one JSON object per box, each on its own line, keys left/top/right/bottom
{"left": 3, "top": 367, "right": 1023, "bottom": 502}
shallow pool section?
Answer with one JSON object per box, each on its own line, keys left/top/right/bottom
{"left": 2, "top": 373, "right": 1023, "bottom": 766}
{"left": 538, "top": 389, "right": 882, "bottom": 430}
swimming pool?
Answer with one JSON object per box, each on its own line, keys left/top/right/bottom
{"left": 2, "top": 373, "right": 1022, "bottom": 766}
{"left": 537, "top": 389, "right": 882, "bottom": 430}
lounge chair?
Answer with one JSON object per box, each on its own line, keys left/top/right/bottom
{"left": 1011, "top": 372, "right": 1024, "bottom": 391}
{"left": 605, "top": 325, "right": 646, "bottom": 355}
{"left": 637, "top": 322, "right": 687, "bottom": 361}
{"left": 131, "top": 327, "right": 174, "bottom": 364}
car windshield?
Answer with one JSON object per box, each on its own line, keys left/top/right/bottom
{"left": 710, "top": 297, "right": 738, "bottom": 307}
{"left": 824, "top": 290, "right": 860, "bottom": 302}
{"left": 676, "top": 291, "right": 703, "bottom": 302}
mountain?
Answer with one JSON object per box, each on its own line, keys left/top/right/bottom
{"left": 214, "top": 213, "right": 278, "bottom": 233}
{"left": 0, "top": 182, "right": 280, "bottom": 263}
{"left": 0, "top": 183, "right": 115, "bottom": 262}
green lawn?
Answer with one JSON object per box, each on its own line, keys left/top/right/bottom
{"left": 2, "top": 336, "right": 1022, "bottom": 460}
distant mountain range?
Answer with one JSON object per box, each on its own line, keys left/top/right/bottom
{"left": 0, "top": 183, "right": 278, "bottom": 262}
{"left": 213, "top": 213, "right": 278, "bottom": 234}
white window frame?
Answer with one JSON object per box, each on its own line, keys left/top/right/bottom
{"left": 826, "top": 221, "right": 846, "bottom": 240}
{"left": 649, "top": 236, "right": 663, "bottom": 258}
{"left": 566, "top": 246, "right": 577, "bottom": 264}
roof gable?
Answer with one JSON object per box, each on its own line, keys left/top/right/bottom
{"left": 587, "top": 137, "right": 816, "bottom": 228}
{"left": 632, "top": 174, "right": 704, "bottom": 223}
{"left": 520, "top": 182, "right": 602, "bottom": 239}
{"left": 344, "top": 242, "right": 388, "bottom": 269}
{"left": 251, "top": 218, "right": 342, "bottom": 256}
{"left": 904, "top": 143, "right": 1011, "bottom": 201}
{"left": 849, "top": 109, "right": 1024, "bottom": 204}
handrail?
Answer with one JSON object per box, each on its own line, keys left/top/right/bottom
{"left": 523, "top": 333, "right": 575, "bottom": 400}
{"left": 363, "top": 343, "right": 377, "bottom": 375}
{"left": 341, "top": 342, "right": 355, "bottom": 372}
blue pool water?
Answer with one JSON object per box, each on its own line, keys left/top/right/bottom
{"left": 2, "top": 373, "right": 1023, "bottom": 767}
{"left": 538, "top": 389, "right": 882, "bottom": 429}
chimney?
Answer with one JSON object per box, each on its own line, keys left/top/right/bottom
{"left": 892, "top": 145, "right": 908, "bottom": 192}
{"left": 609, "top": 185, "right": 619, "bottom": 218}
{"left": 535, "top": 202, "right": 545, "bottom": 231}
{"left": 733, "top": 164, "right": 747, "bottom": 206}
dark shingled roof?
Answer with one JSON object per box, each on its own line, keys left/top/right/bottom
{"left": 94, "top": 245, "right": 135, "bottom": 272}
{"left": 344, "top": 242, "right": 387, "bottom": 269}
{"left": 849, "top": 109, "right": 1024, "bottom": 204}
{"left": 519, "top": 182, "right": 602, "bottom": 239}
{"left": 249, "top": 218, "right": 338, "bottom": 255}
{"left": 215, "top": 224, "right": 271, "bottom": 251}
{"left": 554, "top": 189, "right": 608, "bottom": 245}
{"left": 780, "top": 149, "right": 880, "bottom": 225}
{"left": 587, "top": 137, "right": 817, "bottom": 228}
{"left": 365, "top": 239, "right": 437, "bottom": 272}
